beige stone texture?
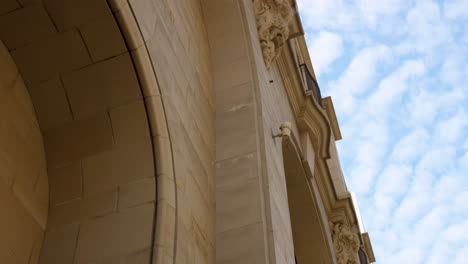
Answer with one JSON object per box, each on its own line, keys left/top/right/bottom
{"left": 0, "top": 5, "right": 56, "bottom": 50}
{"left": 125, "top": 0, "right": 217, "bottom": 262}
{"left": 74, "top": 204, "right": 155, "bottom": 262}
{"left": 39, "top": 224, "right": 80, "bottom": 264}
{"left": 119, "top": 178, "right": 156, "bottom": 209}
{"left": 79, "top": 14, "right": 127, "bottom": 62}
{"left": 43, "top": 113, "right": 114, "bottom": 167}
{"left": 11, "top": 29, "right": 91, "bottom": 83}
{"left": 48, "top": 162, "right": 83, "bottom": 206}
{"left": 0, "top": 40, "right": 48, "bottom": 264}
{"left": 28, "top": 77, "right": 73, "bottom": 131}
{"left": 82, "top": 143, "right": 154, "bottom": 195}
{"left": 62, "top": 53, "right": 142, "bottom": 119}
{"left": 43, "top": 0, "right": 111, "bottom": 31}
{"left": 2, "top": 1, "right": 160, "bottom": 262}
{"left": 204, "top": 0, "right": 277, "bottom": 263}
{"left": 216, "top": 223, "right": 267, "bottom": 264}
{"left": 0, "top": 0, "right": 19, "bottom": 15}
{"left": 48, "top": 190, "right": 117, "bottom": 228}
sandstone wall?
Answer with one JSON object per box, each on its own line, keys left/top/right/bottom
{"left": 129, "top": 0, "right": 216, "bottom": 262}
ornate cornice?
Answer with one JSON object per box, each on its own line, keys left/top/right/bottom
{"left": 330, "top": 222, "right": 360, "bottom": 264}
{"left": 253, "top": 0, "right": 293, "bottom": 68}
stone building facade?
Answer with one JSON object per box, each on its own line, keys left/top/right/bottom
{"left": 0, "top": 0, "right": 375, "bottom": 263}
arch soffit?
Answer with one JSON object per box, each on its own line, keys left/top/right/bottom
{"left": 278, "top": 123, "right": 336, "bottom": 264}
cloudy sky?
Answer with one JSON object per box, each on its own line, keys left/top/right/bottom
{"left": 297, "top": 0, "right": 468, "bottom": 262}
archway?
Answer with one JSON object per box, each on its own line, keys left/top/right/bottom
{"left": 0, "top": 0, "right": 173, "bottom": 262}
{"left": 281, "top": 129, "right": 335, "bottom": 264}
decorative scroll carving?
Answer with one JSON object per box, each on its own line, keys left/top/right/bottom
{"left": 330, "top": 222, "right": 360, "bottom": 264}
{"left": 253, "top": 0, "right": 293, "bottom": 68}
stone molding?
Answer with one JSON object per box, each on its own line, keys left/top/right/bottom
{"left": 330, "top": 222, "right": 360, "bottom": 264}
{"left": 108, "top": 0, "right": 177, "bottom": 262}
{"left": 253, "top": 0, "right": 293, "bottom": 68}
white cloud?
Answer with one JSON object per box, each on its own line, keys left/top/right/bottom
{"left": 356, "top": 0, "right": 410, "bottom": 32}
{"left": 297, "top": 0, "right": 358, "bottom": 31}
{"left": 365, "top": 60, "right": 425, "bottom": 116}
{"left": 397, "top": 0, "right": 453, "bottom": 64}
{"left": 327, "top": 45, "right": 392, "bottom": 115}
{"left": 307, "top": 31, "right": 343, "bottom": 77}
{"left": 390, "top": 129, "right": 430, "bottom": 163}
{"left": 444, "top": 0, "right": 468, "bottom": 20}
{"left": 298, "top": 0, "right": 468, "bottom": 263}
{"left": 435, "top": 109, "right": 468, "bottom": 143}
{"left": 416, "top": 147, "right": 456, "bottom": 174}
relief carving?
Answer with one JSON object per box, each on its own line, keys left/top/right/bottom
{"left": 330, "top": 222, "right": 361, "bottom": 264}
{"left": 253, "top": 0, "right": 293, "bottom": 68}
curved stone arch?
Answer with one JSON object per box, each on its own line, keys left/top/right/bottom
{"left": 279, "top": 123, "right": 336, "bottom": 264}
{"left": 0, "top": 0, "right": 176, "bottom": 262}
{"left": 107, "top": 0, "right": 177, "bottom": 262}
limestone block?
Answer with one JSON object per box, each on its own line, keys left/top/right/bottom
{"left": 174, "top": 221, "right": 192, "bottom": 264}
{"left": 216, "top": 223, "right": 266, "bottom": 264}
{"left": 48, "top": 190, "right": 117, "bottom": 228}
{"left": 124, "top": 249, "right": 152, "bottom": 264}
{"left": 144, "top": 96, "right": 168, "bottom": 138}
{"left": 113, "top": 2, "right": 145, "bottom": 50}
{"left": 187, "top": 174, "right": 215, "bottom": 244}
{"left": 129, "top": 0, "right": 157, "bottom": 41}
{"left": 16, "top": 0, "right": 42, "bottom": 7}
{"left": 12, "top": 75, "right": 39, "bottom": 129}
{"left": 157, "top": 174, "right": 175, "bottom": 207}
{"left": 131, "top": 46, "right": 160, "bottom": 97}
{"left": 79, "top": 15, "right": 127, "bottom": 62}
{"left": 213, "top": 57, "right": 251, "bottom": 91}
{"left": 12, "top": 167, "right": 48, "bottom": 229}
{"left": 0, "top": 40, "right": 18, "bottom": 89}
{"left": 0, "top": 151, "right": 15, "bottom": 187}
{"left": 38, "top": 223, "right": 80, "bottom": 264}
{"left": 43, "top": 113, "right": 114, "bottom": 167}
{"left": 62, "top": 53, "right": 141, "bottom": 119}
{"left": 0, "top": 0, "right": 19, "bottom": 15}
{"left": 29, "top": 234, "right": 44, "bottom": 264}
{"left": 43, "top": 0, "right": 111, "bottom": 31}
{"left": 154, "top": 201, "right": 176, "bottom": 257}
{"left": 28, "top": 77, "right": 73, "bottom": 131}
{"left": 74, "top": 204, "right": 155, "bottom": 262}
{"left": 99, "top": 249, "right": 153, "bottom": 264}
{"left": 109, "top": 100, "right": 151, "bottom": 146}
{"left": 82, "top": 142, "right": 154, "bottom": 195}
{"left": 0, "top": 181, "right": 43, "bottom": 264}
{"left": 48, "top": 162, "right": 83, "bottom": 206}
{"left": 0, "top": 5, "right": 56, "bottom": 50}
{"left": 153, "top": 135, "right": 173, "bottom": 177}
{"left": 152, "top": 246, "right": 174, "bottom": 264}
{"left": 215, "top": 152, "right": 257, "bottom": 188}
{"left": 215, "top": 98, "right": 257, "bottom": 161}
{"left": 11, "top": 29, "right": 91, "bottom": 83}
{"left": 216, "top": 178, "right": 263, "bottom": 233}
{"left": 118, "top": 178, "right": 156, "bottom": 209}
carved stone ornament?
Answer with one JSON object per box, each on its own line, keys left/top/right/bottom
{"left": 330, "top": 222, "right": 361, "bottom": 264}
{"left": 253, "top": 0, "right": 293, "bottom": 69}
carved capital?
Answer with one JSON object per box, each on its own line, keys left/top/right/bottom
{"left": 253, "top": 0, "right": 293, "bottom": 69}
{"left": 329, "top": 222, "right": 360, "bottom": 264}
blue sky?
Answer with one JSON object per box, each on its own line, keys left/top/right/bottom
{"left": 297, "top": 0, "right": 468, "bottom": 262}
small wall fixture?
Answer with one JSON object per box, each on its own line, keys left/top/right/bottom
{"left": 273, "top": 122, "right": 292, "bottom": 139}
